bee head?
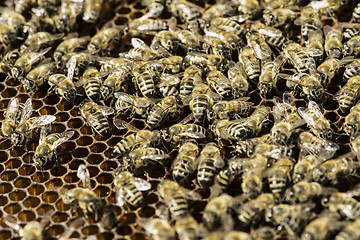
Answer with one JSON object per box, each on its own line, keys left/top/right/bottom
{"left": 161, "top": 129, "right": 172, "bottom": 142}
{"left": 342, "top": 43, "right": 352, "bottom": 56}
{"left": 343, "top": 124, "right": 356, "bottom": 136}
{"left": 310, "top": 87, "right": 324, "bottom": 101}
{"left": 11, "top": 67, "right": 22, "bottom": 79}
{"left": 64, "top": 89, "right": 76, "bottom": 102}
{"left": 10, "top": 132, "right": 22, "bottom": 146}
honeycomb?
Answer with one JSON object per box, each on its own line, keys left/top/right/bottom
{"left": 0, "top": 0, "right": 359, "bottom": 239}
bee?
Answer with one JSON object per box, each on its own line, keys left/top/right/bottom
{"left": 23, "top": 62, "right": 57, "bottom": 92}
{"left": 100, "top": 210, "right": 117, "bottom": 230}
{"left": 53, "top": 36, "right": 90, "bottom": 62}
{"left": 202, "top": 4, "right": 235, "bottom": 23}
{"left": 263, "top": 8, "right": 297, "bottom": 29}
{"left": 206, "top": 69, "right": 233, "bottom": 99}
{"left": 227, "top": 61, "right": 249, "bottom": 98}
{"left": 237, "top": 193, "right": 275, "bottom": 227}
{"left": 0, "top": 23, "right": 17, "bottom": 50}
{"left": 179, "top": 65, "right": 202, "bottom": 99}
{"left": 121, "top": 38, "right": 163, "bottom": 61}
{"left": 209, "top": 17, "right": 246, "bottom": 38}
{"left": 48, "top": 73, "right": 77, "bottom": 102}
{"left": 203, "top": 194, "right": 234, "bottom": 230}
{"left": 284, "top": 181, "right": 326, "bottom": 203}
{"left": 149, "top": 56, "right": 184, "bottom": 74}
{"left": 0, "top": 49, "right": 21, "bottom": 76}
{"left": 211, "top": 106, "right": 271, "bottom": 141}
{"left": 88, "top": 27, "right": 124, "bottom": 55}
{"left": 317, "top": 58, "right": 353, "bottom": 87}
{"left": 184, "top": 52, "right": 227, "bottom": 71}
{"left": 343, "top": 59, "right": 360, "bottom": 81}
{"left": 1, "top": 98, "right": 31, "bottom": 139}
{"left": 294, "top": 7, "right": 322, "bottom": 42}
{"left": 312, "top": 152, "right": 358, "bottom": 184}
{"left": 336, "top": 75, "right": 360, "bottom": 113}
{"left": 298, "top": 101, "right": 333, "bottom": 139}
{"left": 172, "top": 140, "right": 200, "bottom": 183}
{"left": 298, "top": 131, "right": 339, "bottom": 161}
{"left": 57, "top": 52, "right": 96, "bottom": 77}
{"left": 252, "top": 22, "right": 288, "bottom": 49}
{"left": 293, "top": 154, "right": 322, "bottom": 184}
{"left": 167, "top": 0, "right": 202, "bottom": 30}
{"left": 79, "top": 100, "right": 114, "bottom": 136}
{"left": 306, "top": 29, "right": 324, "bottom": 59}
{"left": 114, "top": 92, "right": 156, "bottom": 117}
{"left": 282, "top": 41, "right": 311, "bottom": 73}
{"left": 323, "top": 25, "right": 343, "bottom": 59}
{"left": 162, "top": 123, "right": 206, "bottom": 143}
{"left": 132, "top": 62, "right": 156, "bottom": 98}
{"left": 0, "top": 8, "right": 25, "bottom": 32}
{"left": 204, "top": 27, "right": 244, "bottom": 53}
{"left": 353, "top": 3, "right": 360, "bottom": 23}
{"left": 11, "top": 47, "right": 50, "bottom": 80}
{"left": 265, "top": 204, "right": 313, "bottom": 238}
{"left": 128, "top": 18, "right": 169, "bottom": 36}
{"left": 176, "top": 29, "right": 202, "bottom": 52}
{"left": 52, "top": 5, "right": 78, "bottom": 33}
{"left": 62, "top": 187, "right": 102, "bottom": 221}
{"left": 82, "top": 0, "right": 102, "bottom": 23}
{"left": 175, "top": 215, "right": 200, "bottom": 240}
{"left": 322, "top": 189, "right": 360, "bottom": 220}
{"left": 351, "top": 134, "right": 360, "bottom": 160}
{"left": 342, "top": 101, "right": 360, "bottom": 137}
{"left": 234, "top": 0, "right": 262, "bottom": 17}
{"left": 265, "top": 158, "right": 294, "bottom": 198}
{"left": 156, "top": 73, "right": 180, "bottom": 97}
{"left": 33, "top": 127, "right": 74, "bottom": 170}
{"left": 343, "top": 36, "right": 360, "bottom": 57}
{"left": 123, "top": 147, "right": 169, "bottom": 169}
{"left": 242, "top": 168, "right": 265, "bottom": 198}
{"left": 80, "top": 66, "right": 103, "bottom": 102}
{"left": 147, "top": 96, "right": 181, "bottom": 129}
{"left": 246, "top": 31, "right": 273, "bottom": 61}
{"left": 233, "top": 134, "right": 270, "bottom": 158}
{"left": 141, "top": 0, "right": 165, "bottom": 19}
{"left": 301, "top": 214, "right": 343, "bottom": 240}
{"left": 254, "top": 143, "right": 293, "bottom": 160}
{"left": 157, "top": 180, "right": 200, "bottom": 219}
{"left": 335, "top": 218, "right": 360, "bottom": 240}
{"left": 142, "top": 218, "right": 177, "bottom": 240}
{"left": 251, "top": 227, "right": 276, "bottom": 240}
{"left": 114, "top": 169, "right": 151, "bottom": 208}
{"left": 209, "top": 98, "right": 253, "bottom": 120}
{"left": 258, "top": 54, "right": 286, "bottom": 97}
{"left": 151, "top": 30, "right": 180, "bottom": 54}
{"left": 225, "top": 231, "right": 253, "bottom": 240}
{"left": 197, "top": 142, "right": 225, "bottom": 188}
{"left": 20, "top": 32, "right": 64, "bottom": 54}
{"left": 342, "top": 23, "right": 360, "bottom": 40}
{"left": 202, "top": 36, "right": 232, "bottom": 60}
{"left": 238, "top": 46, "right": 261, "bottom": 84}
{"left": 112, "top": 119, "right": 161, "bottom": 157}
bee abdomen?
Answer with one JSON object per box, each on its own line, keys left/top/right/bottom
{"left": 93, "top": 113, "right": 111, "bottom": 136}
{"left": 197, "top": 160, "right": 216, "bottom": 188}
{"left": 170, "top": 195, "right": 188, "bottom": 219}
{"left": 215, "top": 168, "right": 232, "bottom": 191}
{"left": 137, "top": 73, "right": 155, "bottom": 98}
{"left": 112, "top": 134, "right": 137, "bottom": 157}
{"left": 179, "top": 79, "right": 194, "bottom": 98}
{"left": 85, "top": 80, "right": 101, "bottom": 102}
{"left": 124, "top": 183, "right": 144, "bottom": 207}
{"left": 147, "top": 106, "right": 164, "bottom": 129}
{"left": 192, "top": 96, "right": 209, "bottom": 120}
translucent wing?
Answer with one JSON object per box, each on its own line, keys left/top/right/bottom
{"left": 213, "top": 155, "right": 225, "bottom": 168}
{"left": 116, "top": 188, "right": 125, "bottom": 207}
{"left": 20, "top": 98, "right": 33, "bottom": 124}
{"left": 29, "top": 115, "right": 56, "bottom": 130}
{"left": 180, "top": 187, "right": 201, "bottom": 200}
{"left": 4, "top": 215, "right": 23, "bottom": 236}
{"left": 283, "top": 91, "right": 295, "bottom": 105}
{"left": 131, "top": 38, "right": 150, "bottom": 50}
{"left": 298, "top": 107, "right": 316, "bottom": 128}
{"left": 39, "top": 124, "right": 51, "bottom": 145}
{"left": 77, "top": 164, "right": 91, "bottom": 189}
{"left": 133, "top": 177, "right": 151, "bottom": 191}
{"left": 28, "top": 47, "right": 51, "bottom": 65}
{"left": 50, "top": 131, "right": 74, "bottom": 150}
{"left": 67, "top": 55, "right": 76, "bottom": 80}
{"left": 208, "top": 89, "right": 223, "bottom": 102}
{"left": 113, "top": 119, "right": 140, "bottom": 132}
{"left": 258, "top": 27, "right": 283, "bottom": 37}
{"left": 178, "top": 125, "right": 206, "bottom": 139}
{"left": 150, "top": 44, "right": 172, "bottom": 58}
{"left": 306, "top": 58, "right": 317, "bottom": 77}
{"left": 98, "top": 106, "right": 115, "bottom": 116}
{"left": 5, "top": 98, "right": 19, "bottom": 122}
{"left": 158, "top": 73, "right": 182, "bottom": 87}
{"left": 308, "top": 100, "right": 323, "bottom": 118}
{"left": 251, "top": 40, "right": 272, "bottom": 60}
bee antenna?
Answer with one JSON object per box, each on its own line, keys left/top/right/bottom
{"left": 334, "top": 132, "right": 348, "bottom": 140}
{"left": 249, "top": 89, "right": 259, "bottom": 95}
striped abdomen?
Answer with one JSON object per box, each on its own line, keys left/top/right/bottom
{"left": 136, "top": 72, "right": 155, "bottom": 98}
{"left": 173, "top": 156, "right": 194, "bottom": 183}
{"left": 180, "top": 78, "right": 195, "bottom": 98}
{"left": 190, "top": 94, "right": 209, "bottom": 120}
{"left": 197, "top": 159, "right": 217, "bottom": 188}
{"left": 112, "top": 134, "right": 137, "bottom": 157}
{"left": 353, "top": 3, "right": 360, "bottom": 22}
{"left": 160, "top": 86, "right": 178, "bottom": 97}
{"left": 85, "top": 78, "right": 101, "bottom": 102}
{"left": 215, "top": 168, "right": 232, "bottom": 191}
{"left": 238, "top": 202, "right": 261, "bottom": 226}
{"left": 267, "top": 169, "right": 288, "bottom": 196}
{"left": 244, "top": 60, "right": 260, "bottom": 84}
{"left": 337, "top": 77, "right": 360, "bottom": 113}
{"left": 169, "top": 193, "right": 188, "bottom": 219}
{"left": 301, "top": 20, "right": 319, "bottom": 41}
{"left": 291, "top": 50, "right": 310, "bottom": 73}
{"left": 89, "top": 112, "right": 111, "bottom": 136}
{"left": 123, "top": 182, "right": 144, "bottom": 207}
{"left": 265, "top": 35, "right": 287, "bottom": 49}
{"left": 147, "top": 105, "right": 166, "bottom": 129}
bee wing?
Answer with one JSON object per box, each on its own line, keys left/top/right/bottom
{"left": 179, "top": 113, "right": 195, "bottom": 124}
{"left": 208, "top": 90, "right": 223, "bottom": 102}
{"left": 178, "top": 130, "right": 206, "bottom": 139}
{"left": 283, "top": 91, "right": 295, "bottom": 105}
{"left": 5, "top": 98, "right": 19, "bottom": 122}
{"left": 158, "top": 73, "right": 182, "bottom": 87}
{"left": 113, "top": 119, "right": 140, "bottom": 132}
{"left": 4, "top": 215, "right": 23, "bottom": 236}
{"left": 258, "top": 27, "right": 283, "bottom": 37}
{"left": 28, "top": 47, "right": 51, "bottom": 65}
{"left": 19, "top": 98, "right": 33, "bottom": 124}
{"left": 180, "top": 187, "right": 201, "bottom": 200}
{"left": 307, "top": 101, "right": 323, "bottom": 118}
{"left": 182, "top": 93, "right": 194, "bottom": 106}
{"left": 39, "top": 124, "right": 51, "bottom": 145}
{"left": 50, "top": 131, "right": 74, "bottom": 151}
{"left": 99, "top": 106, "right": 115, "bottom": 116}
{"left": 37, "top": 33, "right": 65, "bottom": 46}
{"left": 306, "top": 58, "right": 317, "bottom": 77}
{"left": 133, "top": 177, "right": 151, "bottom": 191}
{"left": 66, "top": 55, "right": 76, "bottom": 80}
{"left": 213, "top": 155, "right": 225, "bottom": 168}
{"left": 29, "top": 115, "right": 56, "bottom": 130}
{"left": 227, "top": 14, "right": 249, "bottom": 23}
{"left": 150, "top": 44, "right": 172, "bottom": 58}
{"left": 77, "top": 164, "right": 91, "bottom": 189}
{"left": 298, "top": 107, "right": 316, "bottom": 128}
{"left": 251, "top": 41, "right": 272, "bottom": 59}
{"left": 116, "top": 188, "right": 125, "bottom": 207}
{"left": 131, "top": 38, "right": 150, "bottom": 50}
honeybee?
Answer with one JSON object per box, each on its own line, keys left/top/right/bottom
{"left": 23, "top": 61, "right": 57, "bottom": 92}
{"left": 142, "top": 218, "right": 177, "bottom": 240}
{"left": 307, "top": 29, "right": 324, "bottom": 59}
{"left": 80, "top": 66, "right": 103, "bottom": 102}
{"left": 312, "top": 152, "right": 358, "bottom": 184}
{"left": 265, "top": 158, "right": 294, "bottom": 198}
{"left": 324, "top": 25, "right": 343, "bottom": 59}
{"left": 0, "top": 49, "right": 21, "bottom": 76}
{"left": 202, "top": 36, "right": 232, "bottom": 60}
{"left": 227, "top": 61, "right": 249, "bottom": 98}
{"left": 322, "top": 189, "right": 360, "bottom": 220}
{"left": 233, "top": 134, "right": 270, "bottom": 158}
{"left": 251, "top": 227, "right": 276, "bottom": 240}
{"left": 20, "top": 32, "right": 64, "bottom": 54}
{"left": 235, "top": 0, "right": 261, "bottom": 17}
{"left": 88, "top": 27, "right": 124, "bottom": 55}
{"left": 1, "top": 98, "right": 31, "bottom": 139}
{"left": 112, "top": 119, "right": 161, "bottom": 157}
{"left": 162, "top": 123, "right": 206, "bottom": 143}
{"left": 263, "top": 8, "right": 297, "bottom": 29}
{"left": 301, "top": 214, "right": 343, "bottom": 240}
{"left": 62, "top": 187, "right": 102, "bottom": 221}
{"left": 82, "top": 0, "right": 102, "bottom": 23}
{"left": 179, "top": 65, "right": 203, "bottom": 99}
{"left": 33, "top": 127, "right": 74, "bottom": 170}
{"left": 127, "top": 18, "right": 169, "bottom": 36}
{"left": 184, "top": 52, "right": 227, "bottom": 71}
{"left": 0, "top": 23, "right": 17, "bottom": 50}
{"left": 298, "top": 101, "right": 333, "bottom": 139}
{"left": 237, "top": 193, "right": 275, "bottom": 227}
{"left": 53, "top": 36, "right": 90, "bottom": 62}
{"left": 141, "top": 0, "right": 165, "bottom": 19}
{"left": 172, "top": 140, "right": 199, "bottom": 183}
{"left": 211, "top": 106, "right": 271, "bottom": 141}
{"left": 252, "top": 22, "right": 288, "bottom": 49}
{"left": 167, "top": 0, "right": 202, "bottom": 30}
{"left": 343, "top": 36, "right": 360, "bottom": 57}
{"left": 175, "top": 215, "right": 200, "bottom": 240}
{"left": 197, "top": 142, "right": 225, "bottom": 188}
{"left": 79, "top": 100, "right": 114, "bottom": 136}
{"left": 353, "top": 3, "right": 360, "bottom": 23}
{"left": 206, "top": 69, "right": 233, "bottom": 99}
{"left": 149, "top": 56, "right": 184, "bottom": 74}
{"left": 151, "top": 30, "right": 180, "bottom": 54}
{"left": 284, "top": 181, "right": 326, "bottom": 203}
{"left": 57, "top": 52, "right": 96, "bottom": 77}
{"left": 10, "top": 102, "right": 56, "bottom": 146}
{"left": 246, "top": 31, "right": 273, "bottom": 61}
{"left": 317, "top": 58, "right": 353, "bottom": 87}
{"left": 100, "top": 210, "right": 117, "bottom": 230}
{"left": 203, "top": 194, "right": 234, "bottom": 230}
{"left": 157, "top": 180, "right": 200, "bottom": 219}
{"left": 298, "top": 131, "right": 339, "bottom": 161}
{"left": 204, "top": 25, "right": 244, "bottom": 53}
{"left": 238, "top": 46, "right": 261, "bottom": 84}
{"left": 342, "top": 101, "right": 360, "bottom": 137}
{"left": 294, "top": 7, "right": 322, "bottom": 42}
{"left": 123, "top": 147, "right": 169, "bottom": 170}
{"left": 335, "top": 218, "right": 360, "bottom": 240}
{"left": 209, "top": 98, "right": 253, "bottom": 120}
{"left": 283, "top": 41, "right": 311, "bottom": 73}
{"left": 258, "top": 54, "right": 286, "bottom": 97}
{"left": 336, "top": 75, "right": 360, "bottom": 113}
{"left": 176, "top": 29, "right": 202, "bottom": 52}
{"left": 351, "top": 134, "right": 360, "bottom": 160}
{"left": 343, "top": 59, "right": 360, "bottom": 81}
{"left": 156, "top": 73, "right": 180, "bottom": 97}
{"left": 147, "top": 96, "right": 181, "bottom": 129}
{"left": 0, "top": 8, "right": 26, "bottom": 33}
{"left": 132, "top": 62, "right": 156, "bottom": 98}
{"left": 114, "top": 169, "right": 151, "bottom": 208}
{"left": 48, "top": 74, "right": 77, "bottom": 102}
{"left": 254, "top": 143, "right": 292, "bottom": 160}
{"left": 12, "top": 47, "right": 50, "bottom": 80}
{"left": 209, "top": 17, "right": 246, "bottom": 38}
{"left": 114, "top": 92, "right": 156, "bottom": 117}
{"left": 121, "top": 38, "right": 163, "bottom": 61}
{"left": 293, "top": 154, "right": 322, "bottom": 184}
{"left": 265, "top": 204, "right": 313, "bottom": 238}
{"left": 202, "top": 4, "right": 235, "bottom": 23}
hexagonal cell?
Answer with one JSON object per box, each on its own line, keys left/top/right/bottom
{"left": 100, "top": 160, "right": 118, "bottom": 171}
{"left": 72, "top": 147, "right": 90, "bottom": 158}
{"left": 47, "top": 224, "right": 65, "bottom": 237}
{"left": 97, "top": 232, "right": 115, "bottom": 240}
{"left": 90, "top": 142, "right": 107, "bottom": 153}
{"left": 23, "top": 196, "right": 41, "bottom": 208}
{"left": 50, "top": 166, "right": 68, "bottom": 177}
{"left": 44, "top": 95, "right": 60, "bottom": 105}
{"left": 0, "top": 230, "right": 11, "bottom": 240}
{"left": 67, "top": 118, "right": 84, "bottom": 128}
{"left": 116, "top": 225, "right": 133, "bottom": 236}
{"left": 0, "top": 141, "right": 11, "bottom": 151}
{"left": 32, "top": 100, "right": 43, "bottom": 110}
{"left": 64, "top": 172, "right": 79, "bottom": 184}
{"left": 36, "top": 204, "right": 55, "bottom": 215}
{"left": 22, "top": 152, "right": 34, "bottom": 164}
{"left": 18, "top": 210, "right": 36, "bottom": 222}
{"left": 31, "top": 172, "right": 50, "bottom": 183}
{"left": 52, "top": 212, "right": 69, "bottom": 223}
{"left": 1, "top": 170, "right": 18, "bottom": 181}
{"left": 96, "top": 173, "right": 113, "bottom": 184}
{"left": 34, "top": 91, "right": 47, "bottom": 99}
{"left": 0, "top": 182, "right": 13, "bottom": 194}
{"left": 4, "top": 202, "right": 22, "bottom": 214}
{"left": 82, "top": 225, "right": 99, "bottom": 236}
{"left": 94, "top": 186, "right": 111, "bottom": 198}
{"left": 41, "top": 191, "right": 59, "bottom": 204}
{"left": 27, "top": 184, "right": 45, "bottom": 196}
{"left": 138, "top": 206, "right": 155, "bottom": 218}
{"left": 9, "top": 190, "right": 26, "bottom": 201}
{"left": 51, "top": 123, "right": 67, "bottom": 133}
{"left": 14, "top": 177, "right": 32, "bottom": 188}
{"left": 0, "top": 196, "right": 8, "bottom": 206}
{"left": 55, "top": 199, "right": 71, "bottom": 212}
{"left": 5, "top": 158, "right": 22, "bottom": 169}
{"left": 1, "top": 87, "right": 17, "bottom": 98}
{"left": 56, "top": 112, "right": 70, "bottom": 122}
{"left": 18, "top": 164, "right": 36, "bottom": 176}
{"left": 9, "top": 147, "right": 25, "bottom": 157}
{"left": 87, "top": 154, "right": 104, "bottom": 164}
{"left": 80, "top": 125, "right": 93, "bottom": 135}
{"left": 119, "top": 213, "right": 137, "bottom": 224}
{"left": 76, "top": 136, "right": 94, "bottom": 146}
